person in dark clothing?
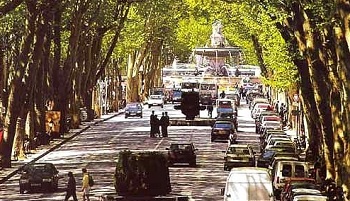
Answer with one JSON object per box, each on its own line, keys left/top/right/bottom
{"left": 220, "top": 90, "right": 226, "bottom": 99}
{"left": 207, "top": 99, "right": 213, "bottom": 118}
{"left": 160, "top": 112, "right": 170, "bottom": 137}
{"left": 150, "top": 111, "right": 156, "bottom": 137}
{"left": 154, "top": 115, "right": 161, "bottom": 137}
{"left": 64, "top": 171, "right": 78, "bottom": 201}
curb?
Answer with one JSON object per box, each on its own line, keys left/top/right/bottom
{"left": 0, "top": 111, "right": 123, "bottom": 185}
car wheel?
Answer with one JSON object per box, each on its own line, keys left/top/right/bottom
{"left": 148, "top": 105, "right": 151, "bottom": 108}
{"left": 140, "top": 115, "right": 143, "bottom": 118}
{"left": 161, "top": 104, "right": 164, "bottom": 108}
{"left": 125, "top": 115, "right": 128, "bottom": 119}
{"left": 211, "top": 137, "right": 215, "bottom": 142}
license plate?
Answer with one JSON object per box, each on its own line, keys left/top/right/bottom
{"left": 31, "top": 183, "right": 41, "bottom": 187}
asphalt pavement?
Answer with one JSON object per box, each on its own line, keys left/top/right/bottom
{"left": 0, "top": 110, "right": 123, "bottom": 185}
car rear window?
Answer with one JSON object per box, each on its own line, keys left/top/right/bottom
{"left": 282, "top": 165, "right": 292, "bottom": 177}
{"left": 295, "top": 165, "right": 305, "bottom": 177}
{"left": 228, "top": 147, "right": 250, "bottom": 154}
{"left": 214, "top": 123, "right": 232, "bottom": 129}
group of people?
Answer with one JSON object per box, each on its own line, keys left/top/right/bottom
{"left": 150, "top": 111, "right": 170, "bottom": 137}
{"left": 64, "top": 168, "right": 92, "bottom": 201}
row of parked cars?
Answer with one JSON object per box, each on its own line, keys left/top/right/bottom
{"left": 249, "top": 97, "right": 328, "bottom": 201}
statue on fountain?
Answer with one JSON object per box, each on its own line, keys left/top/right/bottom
{"left": 204, "top": 20, "right": 229, "bottom": 76}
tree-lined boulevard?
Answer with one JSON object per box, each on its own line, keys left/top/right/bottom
{"left": 0, "top": 101, "right": 259, "bottom": 200}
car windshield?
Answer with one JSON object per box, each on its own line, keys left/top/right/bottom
{"left": 214, "top": 123, "right": 232, "bottom": 129}
{"left": 262, "top": 150, "right": 276, "bottom": 159}
{"left": 264, "top": 122, "right": 281, "bottom": 127}
{"left": 25, "top": 164, "right": 55, "bottom": 174}
{"left": 127, "top": 104, "right": 141, "bottom": 109}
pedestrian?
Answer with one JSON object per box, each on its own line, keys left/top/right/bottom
{"left": 150, "top": 111, "right": 156, "bottom": 137}
{"left": 207, "top": 99, "right": 213, "bottom": 118}
{"left": 160, "top": 112, "right": 170, "bottom": 137}
{"left": 160, "top": 112, "right": 166, "bottom": 137}
{"left": 275, "top": 101, "right": 279, "bottom": 113}
{"left": 81, "top": 168, "right": 90, "bottom": 201}
{"left": 220, "top": 90, "right": 226, "bottom": 99}
{"left": 64, "top": 171, "right": 78, "bottom": 201}
{"left": 154, "top": 115, "right": 161, "bottom": 137}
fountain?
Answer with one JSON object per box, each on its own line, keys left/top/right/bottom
{"left": 193, "top": 20, "right": 241, "bottom": 76}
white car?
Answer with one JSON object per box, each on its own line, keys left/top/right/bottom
{"left": 148, "top": 95, "right": 164, "bottom": 108}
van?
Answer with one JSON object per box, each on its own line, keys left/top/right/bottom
{"left": 221, "top": 167, "right": 274, "bottom": 201}
{"left": 271, "top": 161, "right": 312, "bottom": 196}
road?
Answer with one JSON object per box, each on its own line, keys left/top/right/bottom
{"left": 0, "top": 100, "right": 259, "bottom": 201}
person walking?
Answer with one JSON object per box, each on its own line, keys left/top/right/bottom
{"left": 64, "top": 172, "right": 78, "bottom": 201}
{"left": 81, "top": 168, "right": 90, "bottom": 201}
{"left": 150, "top": 111, "right": 156, "bottom": 137}
{"left": 207, "top": 99, "right": 213, "bottom": 118}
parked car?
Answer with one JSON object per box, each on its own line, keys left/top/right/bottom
{"left": 223, "top": 144, "right": 255, "bottom": 170}
{"left": 148, "top": 95, "right": 164, "bottom": 108}
{"left": 271, "top": 160, "right": 313, "bottom": 197}
{"left": 221, "top": 167, "right": 274, "bottom": 201}
{"left": 257, "top": 149, "right": 299, "bottom": 168}
{"left": 166, "top": 143, "right": 197, "bottom": 167}
{"left": 280, "top": 178, "right": 318, "bottom": 201}
{"left": 19, "top": 163, "right": 60, "bottom": 194}
{"left": 211, "top": 120, "right": 237, "bottom": 142}
{"left": 125, "top": 102, "right": 143, "bottom": 118}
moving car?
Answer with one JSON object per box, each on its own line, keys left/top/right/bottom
{"left": 125, "top": 102, "right": 143, "bottom": 118}
{"left": 223, "top": 144, "right": 255, "bottom": 170}
{"left": 166, "top": 143, "right": 197, "bottom": 167}
{"left": 216, "top": 98, "right": 238, "bottom": 116}
{"left": 221, "top": 167, "right": 274, "bottom": 201}
{"left": 148, "top": 95, "right": 164, "bottom": 108}
{"left": 19, "top": 163, "right": 60, "bottom": 194}
{"left": 171, "top": 89, "right": 182, "bottom": 103}
{"left": 211, "top": 120, "right": 237, "bottom": 142}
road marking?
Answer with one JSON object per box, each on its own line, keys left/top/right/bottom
{"left": 155, "top": 137, "right": 164, "bottom": 149}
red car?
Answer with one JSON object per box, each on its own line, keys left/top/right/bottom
{"left": 280, "top": 177, "right": 318, "bottom": 201}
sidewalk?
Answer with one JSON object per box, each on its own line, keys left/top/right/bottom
{"left": 0, "top": 110, "right": 123, "bottom": 185}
